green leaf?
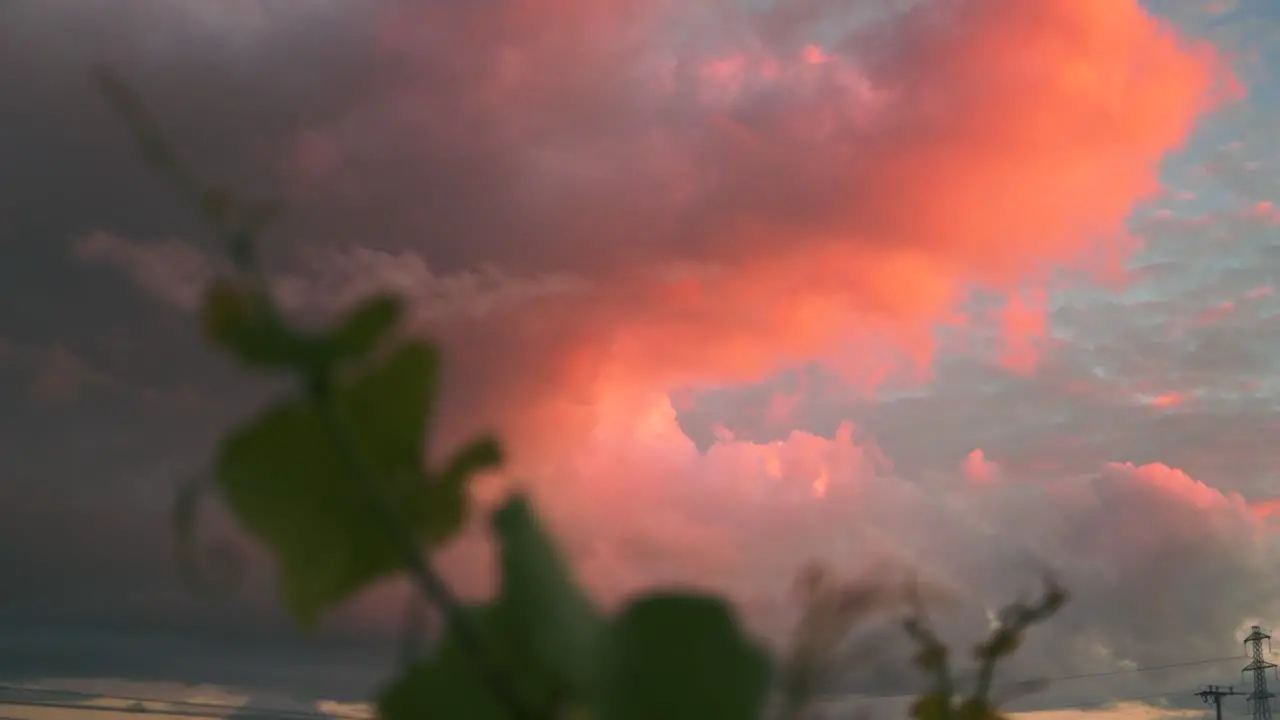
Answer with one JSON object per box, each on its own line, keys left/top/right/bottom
{"left": 417, "top": 475, "right": 469, "bottom": 547}
{"left": 201, "top": 280, "right": 315, "bottom": 370}
{"left": 379, "top": 606, "right": 513, "bottom": 720}
{"left": 492, "top": 495, "right": 603, "bottom": 702}
{"left": 342, "top": 342, "right": 439, "bottom": 479}
{"left": 441, "top": 435, "right": 503, "bottom": 486}
{"left": 325, "top": 294, "right": 405, "bottom": 365}
{"left": 414, "top": 434, "right": 502, "bottom": 547}
{"left": 596, "top": 593, "right": 771, "bottom": 720}
{"left": 213, "top": 342, "right": 457, "bottom": 628}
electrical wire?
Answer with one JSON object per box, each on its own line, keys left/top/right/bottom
{"left": 1004, "top": 655, "right": 1249, "bottom": 687}
{"left": 1047, "top": 689, "right": 1197, "bottom": 712}
{"left": 809, "top": 654, "right": 1251, "bottom": 707}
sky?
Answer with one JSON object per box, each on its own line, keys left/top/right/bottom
{"left": 4, "top": 0, "right": 1280, "bottom": 716}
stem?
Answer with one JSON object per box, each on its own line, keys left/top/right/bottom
{"left": 936, "top": 654, "right": 955, "bottom": 720}
{"left": 974, "top": 658, "right": 997, "bottom": 705}
{"left": 315, "top": 389, "right": 540, "bottom": 720}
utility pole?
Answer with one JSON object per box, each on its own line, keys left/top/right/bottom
{"left": 1198, "top": 684, "right": 1243, "bottom": 720}
{"left": 1243, "top": 626, "right": 1277, "bottom": 720}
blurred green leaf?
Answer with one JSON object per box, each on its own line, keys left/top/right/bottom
{"left": 978, "top": 628, "right": 1021, "bottom": 661}
{"left": 201, "top": 280, "right": 315, "bottom": 370}
{"left": 325, "top": 294, "right": 405, "bottom": 365}
{"left": 415, "top": 435, "right": 501, "bottom": 547}
{"left": 492, "top": 495, "right": 603, "bottom": 703}
{"left": 596, "top": 593, "right": 771, "bottom": 720}
{"left": 441, "top": 435, "right": 503, "bottom": 487}
{"left": 379, "top": 606, "right": 513, "bottom": 720}
{"left": 417, "top": 472, "right": 469, "bottom": 547}
{"left": 213, "top": 342, "right": 456, "bottom": 628}
{"left": 344, "top": 342, "right": 439, "bottom": 476}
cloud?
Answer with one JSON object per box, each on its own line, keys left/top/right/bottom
{"left": 72, "top": 232, "right": 217, "bottom": 312}
{"left": 962, "top": 448, "right": 1000, "bottom": 485}
{"left": 0, "top": 339, "right": 121, "bottom": 404}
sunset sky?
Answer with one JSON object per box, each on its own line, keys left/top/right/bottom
{"left": 4, "top": 0, "right": 1280, "bottom": 716}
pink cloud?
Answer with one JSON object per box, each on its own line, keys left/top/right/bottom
{"left": 315, "top": 0, "right": 1239, "bottom": 461}
{"left": 962, "top": 448, "right": 1000, "bottom": 485}
{"left": 1104, "top": 461, "right": 1245, "bottom": 512}
{"left": 1146, "top": 391, "right": 1187, "bottom": 409}
{"left": 1248, "top": 201, "right": 1280, "bottom": 225}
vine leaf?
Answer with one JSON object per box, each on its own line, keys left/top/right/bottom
{"left": 379, "top": 605, "right": 513, "bottom": 720}
{"left": 213, "top": 341, "right": 459, "bottom": 628}
{"left": 380, "top": 497, "right": 604, "bottom": 720}
{"left": 492, "top": 495, "right": 604, "bottom": 704}
{"left": 324, "top": 294, "right": 405, "bottom": 366}
{"left": 202, "top": 280, "right": 316, "bottom": 371}
{"left": 440, "top": 435, "right": 503, "bottom": 488}
{"left": 595, "top": 593, "right": 771, "bottom": 720}
{"left": 420, "top": 432, "right": 502, "bottom": 549}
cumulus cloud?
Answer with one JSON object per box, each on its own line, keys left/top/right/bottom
{"left": 303, "top": 0, "right": 1235, "bottom": 462}
{"left": 72, "top": 0, "right": 1236, "bottom": 452}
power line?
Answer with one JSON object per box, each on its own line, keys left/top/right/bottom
{"left": 810, "top": 654, "right": 1247, "bottom": 706}
{"left": 1004, "top": 655, "right": 1249, "bottom": 687}
{"left": 1055, "top": 689, "right": 1195, "bottom": 711}
{"left": 810, "top": 687, "right": 1196, "bottom": 714}
{"left": 997, "top": 654, "right": 1258, "bottom": 714}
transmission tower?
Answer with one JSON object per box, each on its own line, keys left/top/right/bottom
{"left": 1198, "top": 684, "right": 1243, "bottom": 720}
{"left": 1243, "top": 626, "right": 1277, "bottom": 720}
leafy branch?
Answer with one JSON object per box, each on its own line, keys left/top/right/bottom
{"left": 94, "top": 66, "right": 543, "bottom": 718}
{"left": 904, "top": 576, "right": 1068, "bottom": 720}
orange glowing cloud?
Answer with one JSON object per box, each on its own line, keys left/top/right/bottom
{"left": 1250, "top": 499, "right": 1280, "bottom": 519}
{"left": 367, "top": 0, "right": 1239, "bottom": 459}
{"left": 1147, "top": 392, "right": 1186, "bottom": 409}
{"left": 1250, "top": 201, "right": 1280, "bottom": 225}
{"left": 962, "top": 448, "right": 1000, "bottom": 485}
{"left": 1105, "top": 461, "right": 1245, "bottom": 512}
